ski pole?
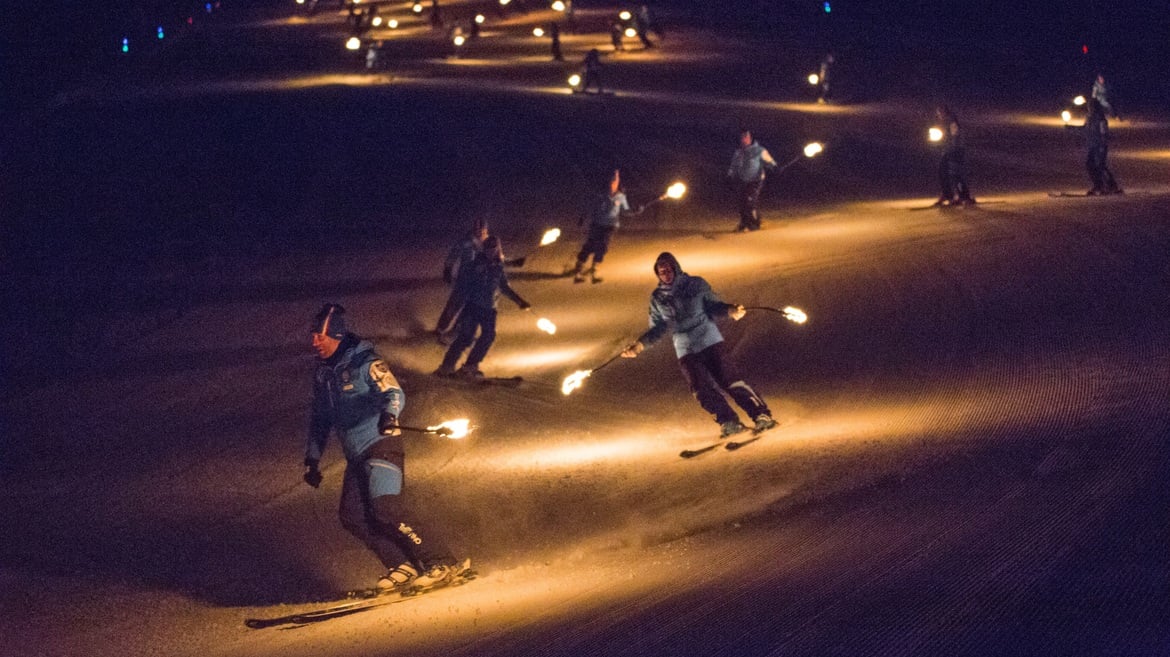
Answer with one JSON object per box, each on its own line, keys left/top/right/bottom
{"left": 743, "top": 305, "right": 808, "bottom": 324}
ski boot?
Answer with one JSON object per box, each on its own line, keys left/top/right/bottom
{"left": 377, "top": 563, "right": 419, "bottom": 594}
{"left": 752, "top": 414, "right": 778, "bottom": 434}
{"left": 405, "top": 558, "right": 475, "bottom": 596}
{"left": 434, "top": 365, "right": 457, "bottom": 378}
{"left": 457, "top": 364, "right": 484, "bottom": 380}
{"left": 589, "top": 265, "right": 603, "bottom": 284}
{"left": 572, "top": 262, "right": 589, "bottom": 284}
{"left": 720, "top": 420, "right": 748, "bottom": 438}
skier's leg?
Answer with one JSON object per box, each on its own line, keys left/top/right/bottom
{"left": 339, "top": 459, "right": 410, "bottom": 570}
{"left": 678, "top": 352, "right": 738, "bottom": 424}
{"left": 365, "top": 442, "right": 454, "bottom": 570}
{"left": 435, "top": 287, "right": 465, "bottom": 334}
{"left": 700, "top": 342, "right": 771, "bottom": 419}
{"left": 437, "top": 312, "right": 476, "bottom": 373}
{"left": 463, "top": 308, "right": 497, "bottom": 369}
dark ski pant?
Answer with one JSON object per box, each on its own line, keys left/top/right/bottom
{"left": 440, "top": 304, "right": 497, "bottom": 371}
{"left": 938, "top": 149, "right": 972, "bottom": 202}
{"left": 576, "top": 224, "right": 616, "bottom": 268}
{"left": 736, "top": 179, "right": 765, "bottom": 230}
{"left": 1086, "top": 145, "right": 1118, "bottom": 192}
{"left": 678, "top": 342, "right": 770, "bottom": 425}
{"left": 338, "top": 440, "right": 452, "bottom": 571}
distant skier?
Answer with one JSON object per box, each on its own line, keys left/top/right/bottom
{"left": 610, "top": 20, "right": 625, "bottom": 52}
{"left": 305, "top": 303, "right": 469, "bottom": 593}
{"left": 434, "top": 218, "right": 489, "bottom": 344}
{"left": 435, "top": 236, "right": 532, "bottom": 379}
{"left": 549, "top": 21, "right": 564, "bottom": 61}
{"left": 580, "top": 48, "right": 603, "bottom": 93}
{"left": 933, "top": 105, "right": 975, "bottom": 206}
{"left": 815, "top": 53, "right": 835, "bottom": 103}
{"left": 1084, "top": 98, "right": 1122, "bottom": 195}
{"left": 570, "top": 169, "right": 642, "bottom": 284}
{"left": 726, "top": 129, "right": 778, "bottom": 231}
{"left": 621, "top": 252, "right": 778, "bottom": 438}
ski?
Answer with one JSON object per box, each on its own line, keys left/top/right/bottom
{"left": 1049, "top": 190, "right": 1124, "bottom": 198}
{"left": 909, "top": 200, "right": 998, "bottom": 211}
{"left": 437, "top": 374, "right": 524, "bottom": 387}
{"left": 244, "top": 569, "right": 478, "bottom": 629}
{"left": 725, "top": 420, "right": 781, "bottom": 451}
{"left": 679, "top": 443, "right": 722, "bottom": 459}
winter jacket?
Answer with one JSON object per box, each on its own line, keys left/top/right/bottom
{"left": 637, "top": 253, "right": 735, "bottom": 358}
{"left": 307, "top": 335, "right": 405, "bottom": 463}
{"left": 727, "top": 141, "right": 777, "bottom": 183}
{"left": 1085, "top": 110, "right": 1109, "bottom": 149}
{"left": 588, "top": 190, "right": 631, "bottom": 229}
{"left": 464, "top": 254, "right": 528, "bottom": 311}
{"left": 443, "top": 232, "right": 483, "bottom": 285}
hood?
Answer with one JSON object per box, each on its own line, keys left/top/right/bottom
{"left": 653, "top": 251, "right": 684, "bottom": 285}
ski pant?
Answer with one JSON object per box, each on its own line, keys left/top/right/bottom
{"left": 440, "top": 304, "right": 497, "bottom": 371}
{"left": 735, "top": 179, "right": 765, "bottom": 230}
{"left": 583, "top": 69, "right": 602, "bottom": 92}
{"left": 938, "top": 149, "right": 971, "bottom": 201}
{"left": 435, "top": 284, "right": 467, "bottom": 334}
{"left": 576, "top": 225, "right": 615, "bottom": 267}
{"left": 677, "top": 342, "right": 770, "bottom": 425}
{"left": 1086, "top": 145, "right": 1118, "bottom": 192}
{"left": 338, "top": 439, "right": 452, "bottom": 571}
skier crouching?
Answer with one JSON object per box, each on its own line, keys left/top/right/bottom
{"left": 306, "top": 303, "right": 469, "bottom": 593}
{"left": 621, "top": 252, "right": 777, "bottom": 438}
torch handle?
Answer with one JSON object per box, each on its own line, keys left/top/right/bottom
{"left": 398, "top": 425, "right": 451, "bottom": 436}
{"left": 591, "top": 350, "right": 626, "bottom": 374}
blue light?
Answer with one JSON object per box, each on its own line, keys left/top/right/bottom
{"left": 121, "top": 37, "right": 129, "bottom": 53}
{"left": 205, "top": 2, "right": 212, "bottom": 12}
{"left": 823, "top": 1, "right": 831, "bottom": 13}
{"left": 157, "top": 26, "right": 165, "bottom": 39}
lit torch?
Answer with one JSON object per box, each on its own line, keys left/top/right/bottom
{"left": 537, "top": 317, "right": 557, "bottom": 335}
{"left": 743, "top": 305, "right": 809, "bottom": 324}
{"left": 561, "top": 351, "right": 625, "bottom": 396}
{"left": 345, "top": 37, "right": 362, "bottom": 50}
{"left": 1073, "top": 95, "right": 1086, "bottom": 106}
{"left": 541, "top": 227, "right": 562, "bottom": 246}
{"left": 928, "top": 127, "right": 944, "bottom": 143}
{"left": 808, "top": 73, "right": 820, "bottom": 85}
{"left": 399, "top": 419, "right": 472, "bottom": 438}
{"left": 552, "top": 0, "right": 566, "bottom": 11}
{"left": 775, "top": 142, "right": 825, "bottom": 174}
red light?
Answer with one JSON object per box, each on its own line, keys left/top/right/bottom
{"left": 1082, "top": 44, "right": 1088, "bottom": 54}
{"left": 187, "top": 16, "right": 193, "bottom": 23}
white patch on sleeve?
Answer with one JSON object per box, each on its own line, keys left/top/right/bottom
{"left": 368, "top": 360, "right": 399, "bottom": 393}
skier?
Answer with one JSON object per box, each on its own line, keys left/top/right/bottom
{"left": 637, "top": 4, "right": 663, "bottom": 41}
{"left": 580, "top": 48, "right": 603, "bottom": 93}
{"left": 621, "top": 252, "right": 778, "bottom": 438}
{"left": 1084, "top": 98, "right": 1122, "bottom": 195}
{"left": 726, "top": 129, "right": 778, "bottom": 232}
{"left": 305, "top": 303, "right": 469, "bottom": 593}
{"left": 435, "top": 236, "right": 531, "bottom": 378}
{"left": 570, "top": 169, "right": 642, "bottom": 284}
{"left": 610, "top": 20, "right": 625, "bottom": 52}
{"left": 815, "top": 53, "right": 835, "bottom": 103}
{"left": 549, "top": 21, "right": 563, "bottom": 61}
{"left": 434, "top": 218, "right": 489, "bottom": 344}
{"left": 933, "top": 105, "right": 975, "bottom": 206}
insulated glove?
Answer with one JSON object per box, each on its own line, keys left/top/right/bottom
{"left": 303, "top": 458, "right": 323, "bottom": 488}
{"left": 378, "top": 411, "right": 402, "bottom": 437}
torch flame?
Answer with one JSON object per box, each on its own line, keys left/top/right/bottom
{"left": 928, "top": 127, "right": 944, "bottom": 142}
{"left": 533, "top": 27, "right": 545, "bottom": 37}
{"left": 428, "top": 419, "right": 471, "bottom": 439}
{"left": 568, "top": 74, "right": 581, "bottom": 87}
{"left": 552, "top": 0, "right": 565, "bottom": 10}
{"left": 537, "top": 318, "right": 557, "bottom": 335}
{"left": 664, "top": 182, "right": 687, "bottom": 200}
{"left": 1073, "top": 95, "right": 1086, "bottom": 106}
{"left": 803, "top": 142, "right": 824, "bottom": 158}
{"left": 808, "top": 73, "right": 820, "bottom": 85}
{"left": 345, "top": 37, "right": 362, "bottom": 50}
{"left": 1061, "top": 110, "right": 1072, "bottom": 124}
{"left": 412, "top": 2, "right": 423, "bottom": 12}
{"left": 619, "top": 10, "right": 631, "bottom": 20}
{"left": 624, "top": 27, "right": 637, "bottom": 38}
{"left": 453, "top": 35, "right": 466, "bottom": 46}
{"left": 783, "top": 306, "right": 808, "bottom": 324}
{"left": 541, "top": 228, "right": 562, "bottom": 246}
{"left": 561, "top": 369, "right": 592, "bottom": 395}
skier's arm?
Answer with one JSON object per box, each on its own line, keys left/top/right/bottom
{"left": 632, "top": 296, "right": 670, "bottom": 349}
{"left": 760, "top": 147, "right": 778, "bottom": 170}
{"left": 305, "top": 382, "right": 331, "bottom": 487}
{"left": 365, "top": 358, "right": 405, "bottom": 436}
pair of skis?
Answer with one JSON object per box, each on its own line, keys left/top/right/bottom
{"left": 679, "top": 424, "right": 776, "bottom": 459}
{"left": 244, "top": 569, "right": 477, "bottom": 629}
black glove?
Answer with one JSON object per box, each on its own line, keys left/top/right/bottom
{"left": 519, "top": 301, "right": 532, "bottom": 310}
{"left": 378, "top": 411, "right": 401, "bottom": 436}
{"left": 303, "top": 457, "right": 323, "bottom": 488}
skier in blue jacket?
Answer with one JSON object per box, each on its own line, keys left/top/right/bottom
{"left": 621, "top": 252, "right": 777, "bottom": 438}
{"left": 571, "top": 169, "right": 642, "bottom": 284}
{"left": 434, "top": 218, "right": 489, "bottom": 343}
{"left": 306, "top": 303, "right": 468, "bottom": 592}
{"left": 727, "top": 130, "right": 778, "bottom": 231}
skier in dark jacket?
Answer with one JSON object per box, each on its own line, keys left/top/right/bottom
{"left": 434, "top": 218, "right": 489, "bottom": 343}
{"left": 306, "top": 303, "right": 468, "bottom": 593}
{"left": 621, "top": 252, "right": 777, "bottom": 438}
{"left": 726, "top": 129, "right": 778, "bottom": 231}
{"left": 571, "top": 169, "right": 641, "bottom": 284}
{"left": 1084, "top": 99, "right": 1122, "bottom": 195}
{"left": 435, "top": 237, "right": 531, "bottom": 378}
{"left": 934, "top": 105, "right": 975, "bottom": 206}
